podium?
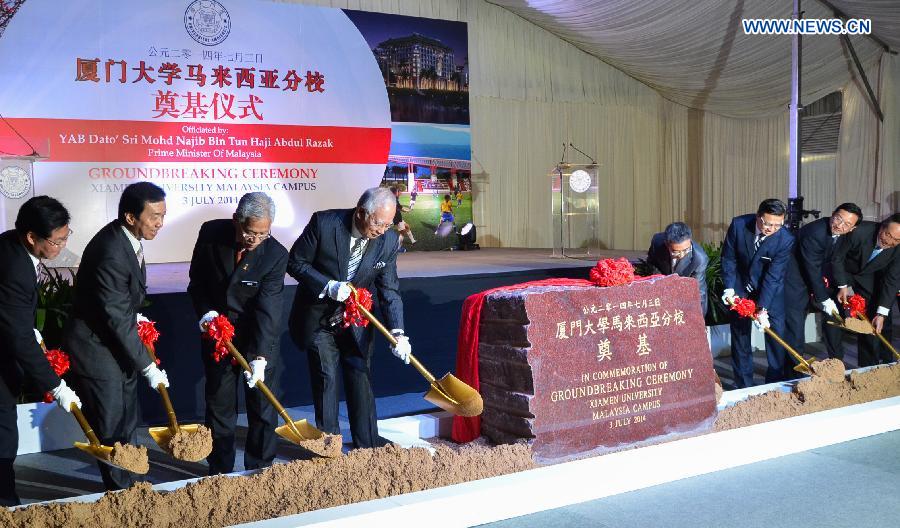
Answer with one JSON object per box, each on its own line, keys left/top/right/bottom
{"left": 550, "top": 163, "right": 600, "bottom": 258}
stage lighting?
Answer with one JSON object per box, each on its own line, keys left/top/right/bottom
{"left": 456, "top": 222, "right": 479, "bottom": 251}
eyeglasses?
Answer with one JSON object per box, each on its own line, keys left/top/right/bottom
{"left": 43, "top": 229, "right": 73, "bottom": 248}
{"left": 832, "top": 213, "right": 856, "bottom": 228}
{"left": 670, "top": 247, "right": 692, "bottom": 258}
{"left": 241, "top": 228, "right": 270, "bottom": 242}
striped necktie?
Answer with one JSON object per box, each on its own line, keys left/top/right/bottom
{"left": 347, "top": 238, "right": 365, "bottom": 281}
{"left": 754, "top": 234, "right": 764, "bottom": 252}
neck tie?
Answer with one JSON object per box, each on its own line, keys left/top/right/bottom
{"left": 754, "top": 234, "right": 765, "bottom": 252}
{"left": 136, "top": 243, "right": 144, "bottom": 266}
{"left": 867, "top": 247, "right": 883, "bottom": 263}
{"left": 347, "top": 238, "right": 365, "bottom": 281}
{"left": 236, "top": 248, "right": 246, "bottom": 265}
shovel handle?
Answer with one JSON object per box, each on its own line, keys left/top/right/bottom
{"left": 346, "top": 284, "right": 436, "bottom": 383}
{"left": 222, "top": 340, "right": 305, "bottom": 440}
{"left": 725, "top": 298, "right": 812, "bottom": 369}
{"left": 143, "top": 344, "right": 180, "bottom": 433}
{"left": 70, "top": 405, "right": 102, "bottom": 447}
{"left": 859, "top": 314, "right": 900, "bottom": 361}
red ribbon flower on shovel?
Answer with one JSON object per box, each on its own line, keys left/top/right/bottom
{"left": 137, "top": 319, "right": 161, "bottom": 364}
{"left": 589, "top": 258, "right": 635, "bottom": 287}
{"left": 204, "top": 314, "right": 236, "bottom": 364}
{"left": 730, "top": 297, "right": 757, "bottom": 318}
{"left": 42, "top": 348, "right": 71, "bottom": 403}
{"left": 344, "top": 287, "right": 374, "bottom": 328}
{"left": 845, "top": 294, "right": 867, "bottom": 319}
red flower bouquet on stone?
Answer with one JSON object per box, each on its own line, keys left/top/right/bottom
{"left": 589, "top": 258, "right": 635, "bottom": 287}
{"left": 344, "top": 287, "right": 374, "bottom": 328}
{"left": 42, "top": 348, "right": 71, "bottom": 403}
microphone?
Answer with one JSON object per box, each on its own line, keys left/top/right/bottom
{"left": 569, "top": 142, "right": 596, "bottom": 165}
{"left": 558, "top": 142, "right": 568, "bottom": 166}
{"left": 0, "top": 113, "right": 40, "bottom": 157}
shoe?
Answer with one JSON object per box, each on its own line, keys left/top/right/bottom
{"left": 398, "top": 247, "right": 407, "bottom": 253}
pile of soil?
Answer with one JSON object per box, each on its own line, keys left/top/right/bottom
{"left": 2, "top": 443, "right": 533, "bottom": 528}
{"left": 166, "top": 426, "right": 213, "bottom": 463}
{"left": 715, "top": 360, "right": 900, "bottom": 431}
{"left": 298, "top": 433, "right": 343, "bottom": 459}
{"left": 4, "top": 360, "right": 898, "bottom": 527}
{"left": 108, "top": 443, "right": 149, "bottom": 475}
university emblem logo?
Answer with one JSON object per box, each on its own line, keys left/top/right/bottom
{"left": 184, "top": 0, "right": 231, "bottom": 46}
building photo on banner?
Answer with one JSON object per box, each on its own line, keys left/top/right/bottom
{"left": 345, "top": 10, "right": 473, "bottom": 252}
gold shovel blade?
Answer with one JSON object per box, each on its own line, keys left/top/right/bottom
{"left": 275, "top": 419, "right": 324, "bottom": 444}
{"left": 73, "top": 441, "right": 145, "bottom": 473}
{"left": 423, "top": 373, "right": 484, "bottom": 417}
{"left": 148, "top": 423, "right": 203, "bottom": 452}
{"left": 792, "top": 355, "right": 818, "bottom": 376}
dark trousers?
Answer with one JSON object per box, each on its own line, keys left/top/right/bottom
{"left": 301, "top": 327, "right": 379, "bottom": 449}
{"left": 0, "top": 404, "right": 20, "bottom": 506}
{"left": 858, "top": 310, "right": 894, "bottom": 367}
{"left": 203, "top": 353, "right": 279, "bottom": 475}
{"left": 730, "top": 309, "right": 787, "bottom": 388}
{"left": 783, "top": 285, "right": 845, "bottom": 365}
{"left": 72, "top": 372, "right": 140, "bottom": 491}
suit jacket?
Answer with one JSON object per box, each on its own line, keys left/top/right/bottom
{"left": 187, "top": 219, "right": 288, "bottom": 360}
{"left": 287, "top": 209, "right": 404, "bottom": 351}
{"left": 646, "top": 233, "right": 709, "bottom": 315}
{"left": 786, "top": 217, "right": 840, "bottom": 304}
{"left": 0, "top": 230, "right": 58, "bottom": 404}
{"left": 64, "top": 221, "right": 153, "bottom": 380}
{"left": 832, "top": 220, "right": 900, "bottom": 311}
{"left": 721, "top": 214, "right": 795, "bottom": 314}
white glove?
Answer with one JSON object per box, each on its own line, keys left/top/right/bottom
{"left": 753, "top": 310, "right": 771, "bottom": 330}
{"left": 243, "top": 358, "right": 267, "bottom": 388}
{"left": 721, "top": 288, "right": 736, "bottom": 305}
{"left": 326, "top": 280, "right": 352, "bottom": 302}
{"left": 34, "top": 328, "right": 43, "bottom": 345}
{"left": 141, "top": 363, "right": 169, "bottom": 390}
{"left": 390, "top": 332, "right": 412, "bottom": 365}
{"left": 51, "top": 380, "right": 81, "bottom": 412}
{"left": 198, "top": 310, "right": 219, "bottom": 332}
{"left": 821, "top": 298, "right": 839, "bottom": 316}
{"left": 136, "top": 313, "right": 150, "bottom": 324}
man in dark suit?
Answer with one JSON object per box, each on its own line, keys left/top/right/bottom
{"left": 783, "top": 203, "right": 862, "bottom": 364}
{"left": 287, "top": 187, "right": 411, "bottom": 449}
{"left": 832, "top": 214, "right": 900, "bottom": 367}
{"left": 646, "top": 221, "right": 709, "bottom": 316}
{"left": 64, "top": 182, "right": 169, "bottom": 490}
{"left": 188, "top": 192, "right": 288, "bottom": 475}
{"left": 721, "top": 199, "right": 795, "bottom": 388}
{"left": 0, "top": 197, "right": 81, "bottom": 506}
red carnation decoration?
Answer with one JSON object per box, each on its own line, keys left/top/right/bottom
{"left": 845, "top": 294, "right": 867, "bottom": 319}
{"left": 137, "top": 320, "right": 161, "bottom": 365}
{"left": 204, "top": 314, "right": 236, "bottom": 364}
{"left": 43, "top": 348, "right": 71, "bottom": 403}
{"left": 344, "top": 287, "right": 374, "bottom": 328}
{"left": 730, "top": 297, "right": 757, "bottom": 318}
{"left": 589, "top": 258, "right": 635, "bottom": 287}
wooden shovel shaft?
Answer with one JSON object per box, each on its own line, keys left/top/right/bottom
{"left": 71, "top": 405, "right": 102, "bottom": 447}
{"left": 144, "top": 344, "right": 179, "bottom": 433}
{"left": 223, "top": 340, "right": 304, "bottom": 439}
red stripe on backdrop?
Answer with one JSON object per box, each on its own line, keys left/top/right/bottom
{"left": 0, "top": 118, "right": 391, "bottom": 164}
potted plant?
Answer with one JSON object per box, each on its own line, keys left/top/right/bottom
{"left": 701, "top": 241, "right": 731, "bottom": 358}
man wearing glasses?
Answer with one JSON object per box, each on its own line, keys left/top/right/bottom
{"left": 0, "top": 196, "right": 81, "bottom": 505}
{"left": 187, "top": 192, "right": 288, "bottom": 475}
{"left": 721, "top": 199, "right": 795, "bottom": 387}
{"left": 646, "top": 221, "right": 709, "bottom": 317}
{"left": 783, "top": 203, "right": 862, "bottom": 367}
{"left": 832, "top": 213, "right": 900, "bottom": 367}
{"left": 287, "top": 186, "right": 411, "bottom": 449}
